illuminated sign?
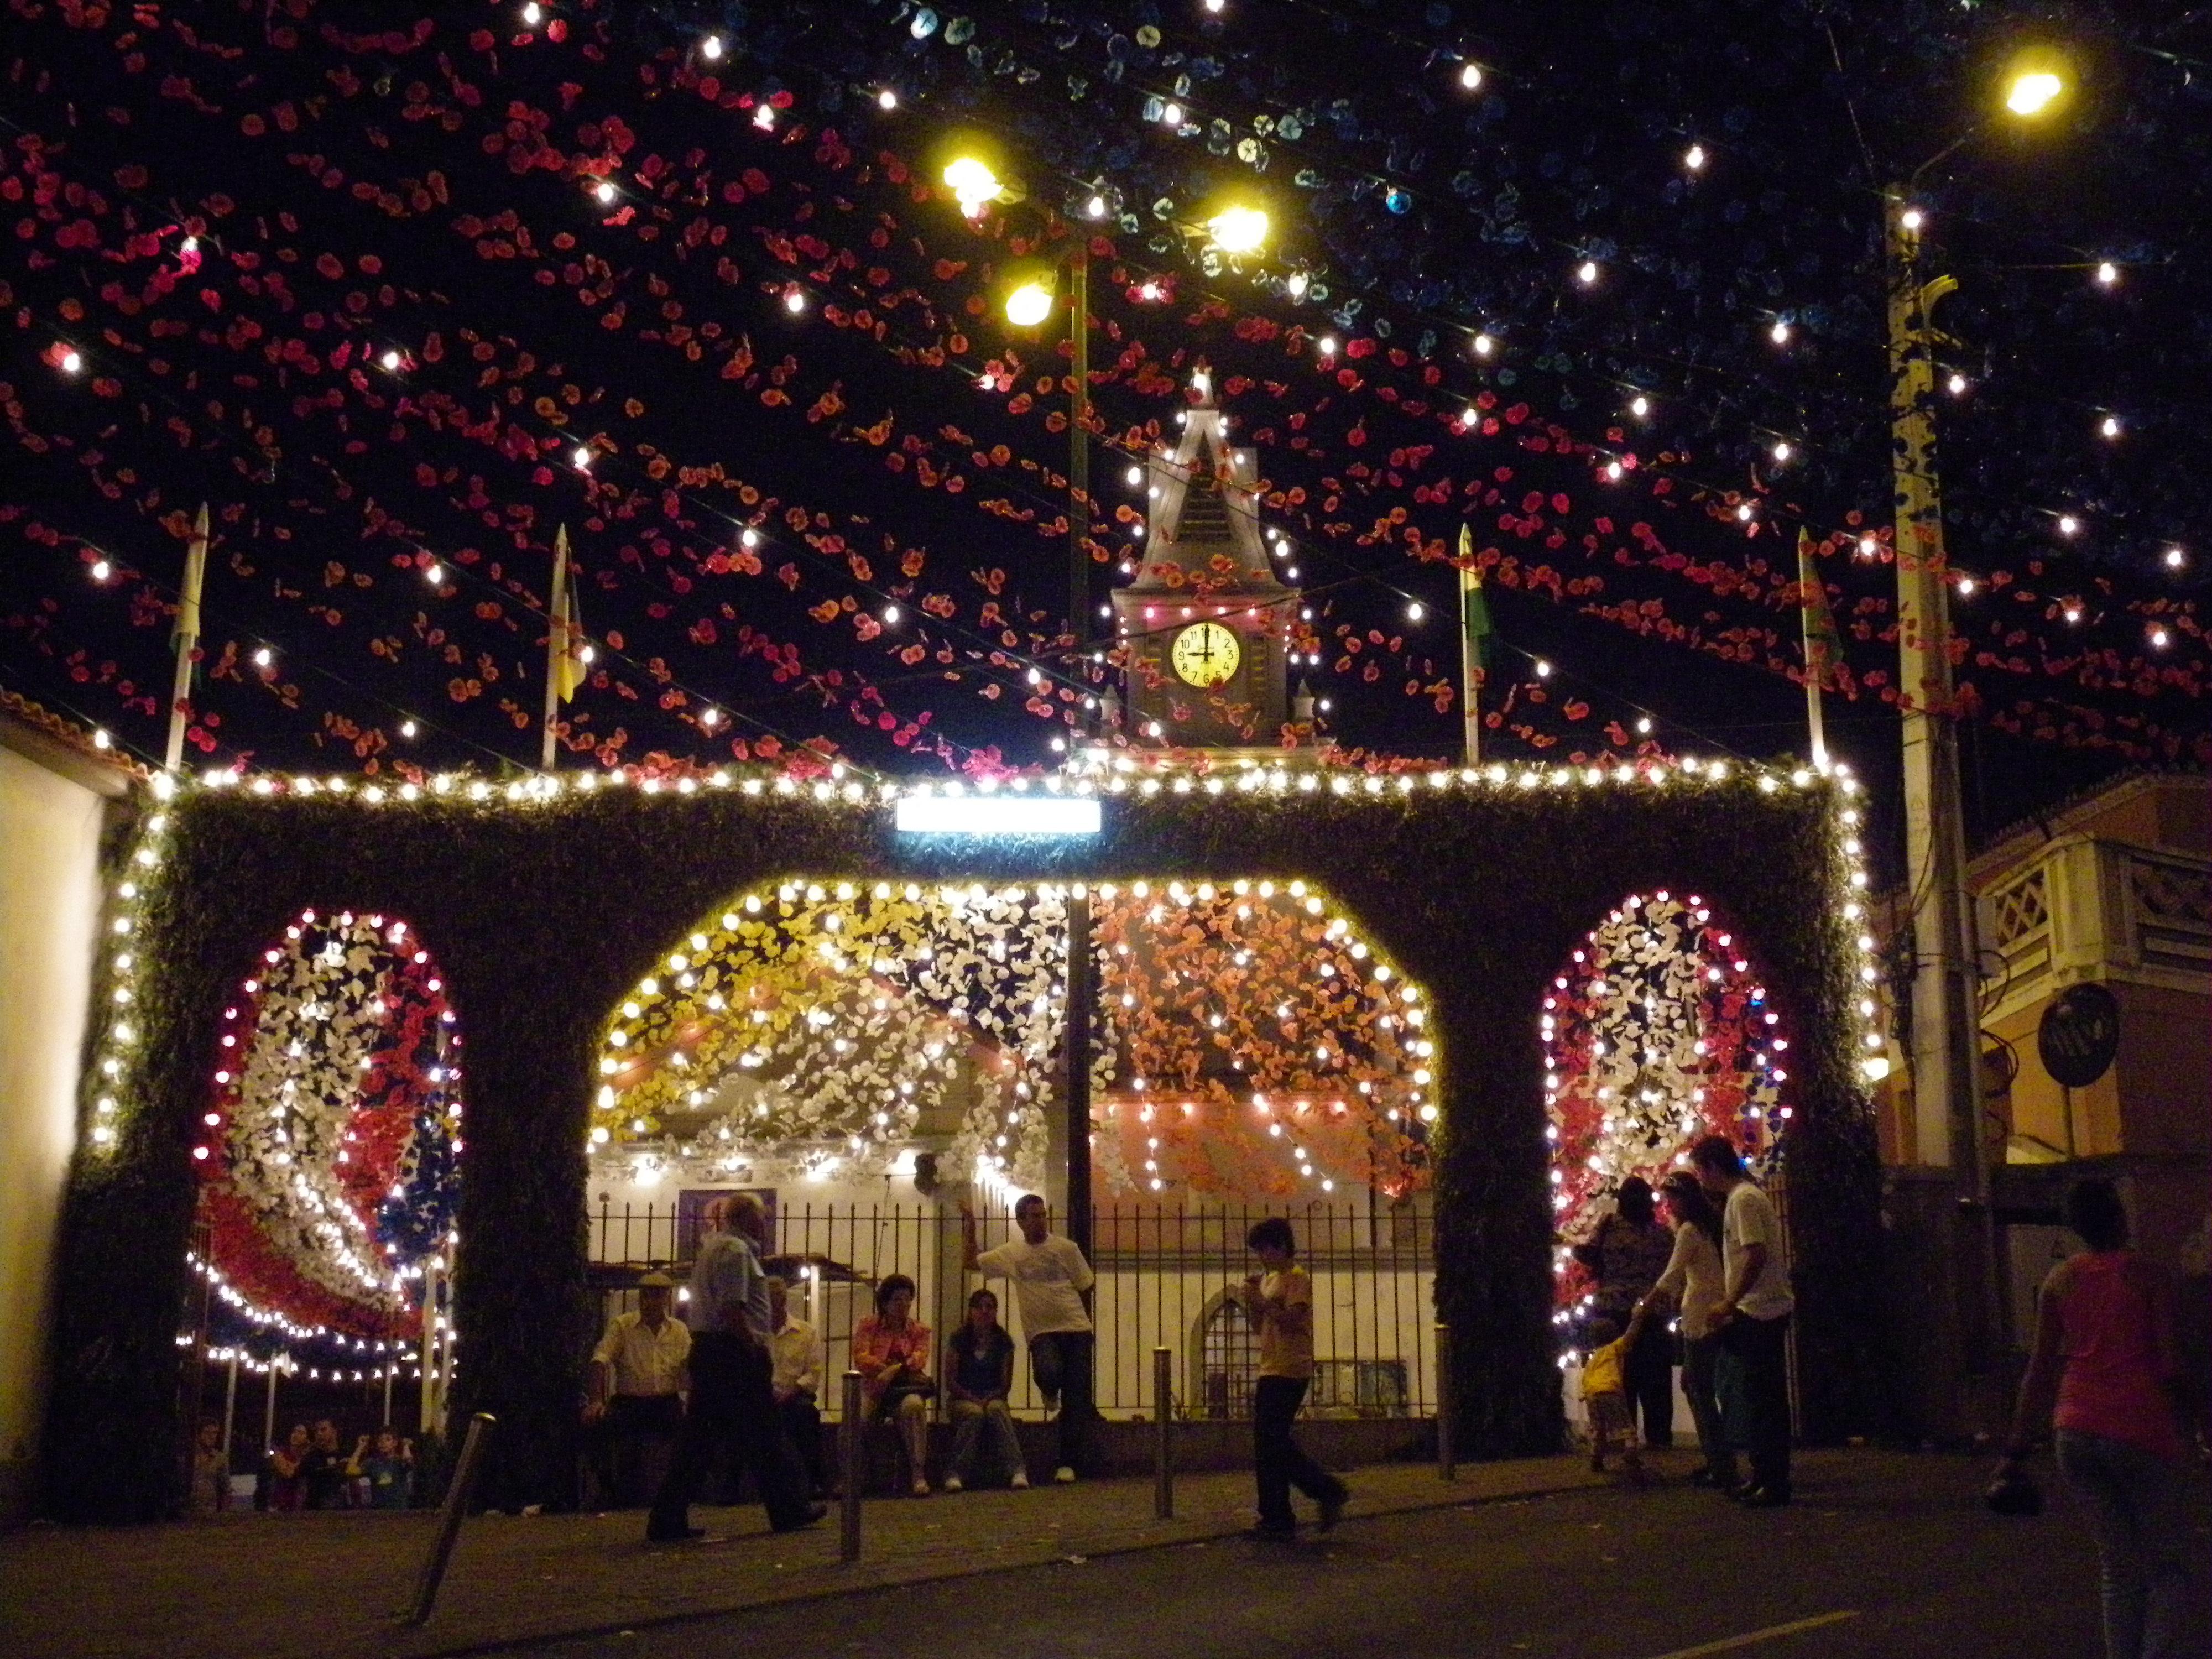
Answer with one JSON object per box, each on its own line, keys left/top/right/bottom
{"left": 892, "top": 796, "right": 1103, "bottom": 836}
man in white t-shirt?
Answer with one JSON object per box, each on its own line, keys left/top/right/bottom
{"left": 1693, "top": 1134, "right": 1795, "bottom": 1507}
{"left": 962, "top": 1193, "right": 1095, "bottom": 1482}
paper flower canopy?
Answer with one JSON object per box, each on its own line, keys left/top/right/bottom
{"left": 1545, "top": 890, "right": 1786, "bottom": 1308}
{"left": 196, "top": 910, "right": 461, "bottom": 1339}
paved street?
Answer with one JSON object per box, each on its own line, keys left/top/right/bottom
{"left": 520, "top": 1453, "right": 2207, "bottom": 1659}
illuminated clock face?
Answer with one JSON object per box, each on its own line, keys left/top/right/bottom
{"left": 1171, "top": 620, "right": 1242, "bottom": 688}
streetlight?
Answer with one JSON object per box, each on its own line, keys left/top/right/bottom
{"left": 1205, "top": 205, "right": 1269, "bottom": 256}
{"left": 1884, "top": 48, "right": 2068, "bottom": 1410}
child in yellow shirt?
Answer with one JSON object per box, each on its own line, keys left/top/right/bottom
{"left": 1581, "top": 1311, "right": 1650, "bottom": 1481}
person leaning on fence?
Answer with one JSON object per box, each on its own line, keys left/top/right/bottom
{"left": 854, "top": 1273, "right": 936, "bottom": 1496}
{"left": 962, "top": 1193, "right": 1096, "bottom": 1484}
{"left": 766, "top": 1275, "right": 827, "bottom": 1499}
{"left": 942, "top": 1287, "right": 1029, "bottom": 1492}
{"left": 585, "top": 1270, "right": 691, "bottom": 1509}
{"left": 1240, "top": 1217, "right": 1352, "bottom": 1541}
{"left": 1691, "top": 1134, "right": 1795, "bottom": 1509}
{"left": 645, "top": 1193, "right": 826, "bottom": 1543}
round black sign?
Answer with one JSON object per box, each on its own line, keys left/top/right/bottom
{"left": 2038, "top": 983, "right": 2120, "bottom": 1089}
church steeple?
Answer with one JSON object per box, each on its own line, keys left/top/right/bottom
{"left": 1111, "top": 367, "right": 1296, "bottom": 748}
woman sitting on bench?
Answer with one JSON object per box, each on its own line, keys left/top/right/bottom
{"left": 853, "top": 1274, "right": 935, "bottom": 1495}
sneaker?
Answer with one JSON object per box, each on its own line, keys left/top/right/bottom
{"left": 1053, "top": 1465, "right": 1077, "bottom": 1484}
{"left": 1735, "top": 1484, "right": 1791, "bottom": 1509}
{"left": 942, "top": 1475, "right": 964, "bottom": 1493}
{"left": 770, "top": 1503, "right": 828, "bottom": 1534}
{"left": 1010, "top": 1470, "right": 1030, "bottom": 1490}
{"left": 911, "top": 1477, "right": 931, "bottom": 1497}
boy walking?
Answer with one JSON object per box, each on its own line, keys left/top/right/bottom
{"left": 962, "top": 1194, "right": 1095, "bottom": 1483}
{"left": 1239, "top": 1217, "right": 1350, "bottom": 1540}
{"left": 1580, "top": 1313, "right": 1647, "bottom": 1483}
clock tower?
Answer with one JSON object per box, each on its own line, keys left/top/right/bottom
{"left": 1112, "top": 368, "right": 1295, "bottom": 748}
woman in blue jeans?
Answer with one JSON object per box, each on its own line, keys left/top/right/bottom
{"left": 1999, "top": 1179, "right": 2197, "bottom": 1659}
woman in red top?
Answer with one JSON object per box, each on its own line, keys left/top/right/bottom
{"left": 853, "top": 1274, "right": 934, "bottom": 1496}
{"left": 2000, "top": 1180, "right": 2194, "bottom": 1659}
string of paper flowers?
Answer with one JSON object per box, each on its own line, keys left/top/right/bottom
{"left": 195, "top": 910, "right": 461, "bottom": 1339}
{"left": 1545, "top": 890, "right": 1787, "bottom": 1310}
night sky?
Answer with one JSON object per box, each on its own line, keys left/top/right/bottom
{"left": 4, "top": 0, "right": 2205, "bottom": 880}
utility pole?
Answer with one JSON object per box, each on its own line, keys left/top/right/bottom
{"left": 1067, "top": 241, "right": 1092, "bottom": 664}
{"left": 1062, "top": 886, "right": 1093, "bottom": 1264}
{"left": 163, "top": 504, "right": 210, "bottom": 771}
{"left": 1886, "top": 192, "right": 1996, "bottom": 1406}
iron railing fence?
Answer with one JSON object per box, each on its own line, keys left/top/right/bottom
{"left": 587, "top": 1199, "right": 1437, "bottom": 1421}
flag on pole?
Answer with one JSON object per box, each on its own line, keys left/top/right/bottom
{"left": 1458, "top": 523, "right": 1492, "bottom": 671}
{"left": 549, "top": 526, "right": 584, "bottom": 703}
{"left": 1797, "top": 528, "right": 1839, "bottom": 769}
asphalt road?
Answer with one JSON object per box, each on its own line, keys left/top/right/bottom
{"left": 514, "top": 1454, "right": 2209, "bottom": 1659}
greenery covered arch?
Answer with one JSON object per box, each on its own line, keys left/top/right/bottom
{"left": 49, "top": 760, "right": 1885, "bottom": 1521}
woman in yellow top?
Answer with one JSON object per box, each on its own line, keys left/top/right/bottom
{"left": 1238, "top": 1217, "right": 1352, "bottom": 1540}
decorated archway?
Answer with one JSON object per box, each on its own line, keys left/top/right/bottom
{"left": 194, "top": 908, "right": 460, "bottom": 1344}
{"left": 1543, "top": 890, "right": 1791, "bottom": 1313}
{"left": 592, "top": 876, "right": 1433, "bottom": 1204}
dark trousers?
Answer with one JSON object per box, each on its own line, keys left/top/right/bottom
{"left": 592, "top": 1393, "right": 682, "bottom": 1508}
{"left": 1253, "top": 1375, "right": 1346, "bottom": 1530}
{"left": 1029, "top": 1331, "right": 1094, "bottom": 1473}
{"left": 776, "top": 1390, "right": 824, "bottom": 1494}
{"left": 1624, "top": 1327, "right": 1675, "bottom": 1448}
{"left": 1719, "top": 1312, "right": 1791, "bottom": 1495}
{"left": 649, "top": 1332, "right": 812, "bottom": 1532}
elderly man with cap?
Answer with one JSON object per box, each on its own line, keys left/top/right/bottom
{"left": 585, "top": 1270, "right": 690, "bottom": 1507}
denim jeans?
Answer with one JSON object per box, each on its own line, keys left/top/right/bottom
{"left": 1680, "top": 1334, "right": 1735, "bottom": 1484}
{"left": 1716, "top": 1312, "right": 1790, "bottom": 1495}
{"left": 1029, "top": 1331, "right": 1094, "bottom": 1473}
{"left": 2056, "top": 1430, "right": 2197, "bottom": 1659}
{"left": 1252, "top": 1375, "right": 1346, "bottom": 1530}
{"left": 946, "top": 1397, "right": 1026, "bottom": 1484}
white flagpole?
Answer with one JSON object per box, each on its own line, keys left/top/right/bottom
{"left": 164, "top": 503, "right": 210, "bottom": 771}
{"left": 1807, "top": 663, "right": 1829, "bottom": 773}
{"left": 1460, "top": 606, "right": 1481, "bottom": 765}
{"left": 541, "top": 527, "right": 569, "bottom": 771}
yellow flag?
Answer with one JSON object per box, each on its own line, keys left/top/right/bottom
{"left": 550, "top": 526, "right": 583, "bottom": 702}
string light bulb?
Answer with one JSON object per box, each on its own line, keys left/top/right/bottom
{"left": 425, "top": 562, "right": 442, "bottom": 585}
{"left": 1285, "top": 270, "right": 1309, "bottom": 299}
{"left": 1900, "top": 207, "right": 1925, "bottom": 232}
{"left": 2100, "top": 415, "right": 2121, "bottom": 439}
{"left": 700, "top": 34, "right": 723, "bottom": 60}
{"left": 380, "top": 349, "right": 402, "bottom": 371}
{"left": 2148, "top": 627, "right": 2170, "bottom": 649}
{"left": 2095, "top": 261, "right": 2118, "bottom": 286}
{"left": 2057, "top": 514, "right": 2080, "bottom": 536}
{"left": 1771, "top": 440, "right": 1792, "bottom": 463}
{"left": 1086, "top": 193, "right": 1108, "bottom": 220}
{"left": 1161, "top": 102, "right": 1184, "bottom": 127}
{"left": 1769, "top": 319, "right": 1791, "bottom": 344}
{"left": 883, "top": 604, "right": 901, "bottom": 625}
{"left": 1629, "top": 395, "right": 1649, "bottom": 418}
{"left": 1533, "top": 658, "right": 1554, "bottom": 679}
{"left": 91, "top": 558, "right": 112, "bottom": 582}
{"left": 1947, "top": 373, "right": 1968, "bottom": 395}
{"left": 783, "top": 286, "right": 807, "bottom": 314}
{"left": 521, "top": 2, "right": 541, "bottom": 24}
{"left": 1636, "top": 717, "right": 1653, "bottom": 734}
{"left": 572, "top": 445, "right": 591, "bottom": 469}
{"left": 1576, "top": 260, "right": 1599, "bottom": 285}
{"left": 60, "top": 348, "right": 82, "bottom": 374}
{"left": 1473, "top": 332, "right": 1495, "bottom": 357}
{"left": 400, "top": 719, "right": 418, "bottom": 739}
{"left": 253, "top": 647, "right": 274, "bottom": 669}
{"left": 1957, "top": 576, "right": 1976, "bottom": 597}
{"left": 1684, "top": 144, "right": 1706, "bottom": 171}
{"left": 2164, "top": 547, "right": 2187, "bottom": 570}
{"left": 878, "top": 88, "right": 898, "bottom": 111}
{"left": 1406, "top": 601, "right": 1426, "bottom": 623}
{"left": 1459, "top": 63, "right": 1484, "bottom": 91}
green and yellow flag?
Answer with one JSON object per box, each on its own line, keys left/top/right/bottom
{"left": 550, "top": 525, "right": 585, "bottom": 702}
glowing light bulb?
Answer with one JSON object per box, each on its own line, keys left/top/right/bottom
{"left": 1957, "top": 576, "right": 1976, "bottom": 596}
{"left": 1736, "top": 503, "right": 1755, "bottom": 522}
{"left": 1086, "top": 193, "right": 1107, "bottom": 219}
{"left": 400, "top": 719, "right": 418, "bottom": 738}
{"left": 1161, "top": 102, "right": 1183, "bottom": 127}
{"left": 783, "top": 287, "right": 806, "bottom": 313}
{"left": 2100, "top": 415, "right": 2120, "bottom": 439}
{"left": 1685, "top": 144, "right": 1706, "bottom": 171}
{"left": 700, "top": 34, "right": 723, "bottom": 60}
{"left": 2164, "top": 547, "right": 2187, "bottom": 570}
{"left": 1460, "top": 63, "right": 1483, "bottom": 91}
{"left": 1126, "top": 466, "right": 1144, "bottom": 486}
{"left": 941, "top": 157, "right": 1001, "bottom": 217}
{"left": 253, "top": 648, "right": 274, "bottom": 668}
{"left": 1769, "top": 319, "right": 1791, "bottom": 344}
{"left": 1138, "top": 280, "right": 1162, "bottom": 301}
{"left": 60, "top": 348, "right": 82, "bottom": 373}
{"left": 1285, "top": 270, "right": 1308, "bottom": 299}
{"left": 1317, "top": 335, "right": 1338, "bottom": 356}
{"left": 1629, "top": 395, "right": 1649, "bottom": 418}
{"left": 578, "top": 644, "right": 597, "bottom": 665}
{"left": 572, "top": 445, "right": 591, "bottom": 468}
{"left": 1004, "top": 282, "right": 1055, "bottom": 327}
{"left": 1636, "top": 717, "right": 1652, "bottom": 734}
{"left": 2057, "top": 514, "right": 2080, "bottom": 536}
{"left": 1206, "top": 205, "right": 1269, "bottom": 254}
{"left": 1859, "top": 535, "right": 1879, "bottom": 557}
{"left": 752, "top": 105, "right": 776, "bottom": 132}
{"left": 1533, "top": 659, "right": 1553, "bottom": 679}
{"left": 1406, "top": 601, "right": 1425, "bottom": 622}
{"left": 883, "top": 604, "right": 901, "bottom": 624}
{"left": 740, "top": 528, "right": 761, "bottom": 549}
{"left": 2062, "top": 606, "right": 2081, "bottom": 624}
{"left": 2148, "top": 627, "right": 2170, "bottom": 649}
{"left": 1900, "top": 207, "right": 1924, "bottom": 232}
{"left": 2006, "top": 71, "right": 2064, "bottom": 117}
{"left": 1472, "top": 332, "right": 1495, "bottom": 357}
{"left": 91, "top": 559, "right": 112, "bottom": 582}
{"left": 425, "top": 562, "right": 442, "bottom": 585}
{"left": 2095, "top": 261, "right": 2118, "bottom": 286}
{"left": 700, "top": 707, "right": 720, "bottom": 728}
{"left": 878, "top": 88, "right": 898, "bottom": 111}
{"left": 1604, "top": 460, "right": 1623, "bottom": 481}
{"left": 521, "top": 2, "right": 541, "bottom": 24}
{"left": 380, "top": 349, "right": 401, "bottom": 371}
{"left": 594, "top": 180, "right": 617, "bottom": 204}
{"left": 181, "top": 236, "right": 198, "bottom": 254}
{"left": 1576, "top": 260, "right": 1599, "bottom": 285}
{"left": 1771, "top": 441, "right": 1792, "bottom": 462}
{"left": 1947, "top": 373, "right": 1968, "bottom": 395}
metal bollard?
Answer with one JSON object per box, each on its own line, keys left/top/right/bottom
{"left": 406, "top": 1412, "right": 494, "bottom": 1626}
{"left": 1434, "top": 1322, "right": 1456, "bottom": 1481}
{"left": 838, "top": 1369, "right": 864, "bottom": 1563}
{"left": 1152, "top": 1345, "right": 1173, "bottom": 1520}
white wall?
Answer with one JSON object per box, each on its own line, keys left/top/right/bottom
{"left": 0, "top": 744, "right": 107, "bottom": 1522}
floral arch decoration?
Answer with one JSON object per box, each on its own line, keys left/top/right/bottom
{"left": 195, "top": 909, "right": 462, "bottom": 1341}
{"left": 1544, "top": 890, "right": 1789, "bottom": 1311}
{"left": 594, "top": 877, "right": 1434, "bottom": 1203}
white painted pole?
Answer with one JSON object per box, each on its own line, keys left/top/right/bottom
{"left": 420, "top": 1260, "right": 439, "bottom": 1434}
{"left": 164, "top": 503, "right": 210, "bottom": 771}
{"left": 263, "top": 1357, "right": 280, "bottom": 1459}
{"left": 540, "top": 527, "right": 569, "bottom": 771}
{"left": 221, "top": 1353, "right": 240, "bottom": 1464}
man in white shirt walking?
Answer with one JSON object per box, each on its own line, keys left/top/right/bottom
{"left": 585, "top": 1270, "right": 691, "bottom": 1507}
{"left": 1692, "top": 1134, "right": 1797, "bottom": 1507}
{"left": 962, "top": 1193, "right": 1095, "bottom": 1482}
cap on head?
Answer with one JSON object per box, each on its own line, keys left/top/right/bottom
{"left": 638, "top": 1271, "right": 675, "bottom": 1290}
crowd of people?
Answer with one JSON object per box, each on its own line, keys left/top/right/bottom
{"left": 187, "top": 1417, "right": 416, "bottom": 1514}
